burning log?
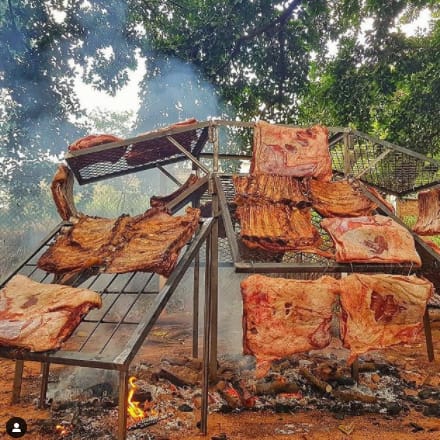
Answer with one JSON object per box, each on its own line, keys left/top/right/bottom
{"left": 252, "top": 377, "right": 300, "bottom": 395}
{"left": 332, "top": 389, "right": 377, "bottom": 404}
{"left": 299, "top": 367, "right": 332, "bottom": 393}
{"left": 154, "top": 365, "right": 200, "bottom": 387}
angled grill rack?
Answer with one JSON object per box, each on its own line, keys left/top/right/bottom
{"left": 66, "top": 122, "right": 210, "bottom": 185}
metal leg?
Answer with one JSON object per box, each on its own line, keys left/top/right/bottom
{"left": 423, "top": 308, "right": 435, "bottom": 361}
{"left": 12, "top": 360, "right": 24, "bottom": 404}
{"left": 201, "top": 234, "right": 213, "bottom": 435}
{"left": 192, "top": 250, "right": 200, "bottom": 359}
{"left": 39, "top": 362, "right": 50, "bottom": 409}
{"left": 118, "top": 369, "right": 129, "bottom": 440}
{"left": 209, "top": 186, "right": 219, "bottom": 382}
{"left": 351, "top": 359, "right": 359, "bottom": 383}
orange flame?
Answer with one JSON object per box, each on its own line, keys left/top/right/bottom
{"left": 55, "top": 424, "right": 70, "bottom": 437}
{"left": 127, "top": 376, "right": 146, "bottom": 421}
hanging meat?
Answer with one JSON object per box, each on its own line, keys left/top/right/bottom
{"left": 321, "top": 215, "right": 421, "bottom": 266}
{"left": 307, "top": 178, "right": 393, "bottom": 217}
{"left": 250, "top": 121, "right": 332, "bottom": 181}
{"left": 241, "top": 274, "right": 340, "bottom": 377}
{"left": 0, "top": 275, "right": 102, "bottom": 352}
{"left": 233, "top": 174, "right": 310, "bottom": 208}
{"left": 37, "top": 207, "right": 200, "bottom": 278}
{"left": 413, "top": 187, "right": 440, "bottom": 235}
{"left": 235, "top": 202, "right": 326, "bottom": 255}
{"left": 51, "top": 164, "right": 79, "bottom": 221}
{"left": 339, "top": 273, "right": 433, "bottom": 364}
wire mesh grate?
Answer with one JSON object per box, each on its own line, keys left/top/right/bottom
{"left": 66, "top": 127, "right": 209, "bottom": 185}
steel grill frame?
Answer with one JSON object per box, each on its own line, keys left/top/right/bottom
{"left": 2, "top": 120, "right": 440, "bottom": 439}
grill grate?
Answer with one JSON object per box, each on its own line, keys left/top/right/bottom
{"left": 330, "top": 132, "right": 440, "bottom": 196}
{"left": 66, "top": 126, "right": 209, "bottom": 185}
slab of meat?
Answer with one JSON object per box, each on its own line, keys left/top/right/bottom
{"left": 307, "top": 179, "right": 392, "bottom": 217}
{"left": 38, "top": 207, "right": 200, "bottom": 278}
{"left": 413, "top": 187, "right": 440, "bottom": 235}
{"left": 251, "top": 121, "right": 332, "bottom": 181}
{"left": 150, "top": 174, "right": 200, "bottom": 208}
{"left": 68, "top": 134, "right": 124, "bottom": 162}
{"left": 236, "top": 203, "right": 326, "bottom": 255}
{"left": 51, "top": 164, "right": 79, "bottom": 221}
{"left": 0, "top": 274, "right": 102, "bottom": 352}
{"left": 233, "top": 174, "right": 310, "bottom": 208}
{"left": 339, "top": 274, "right": 433, "bottom": 364}
{"left": 321, "top": 215, "right": 421, "bottom": 266}
{"left": 241, "top": 274, "right": 339, "bottom": 377}
{"left": 106, "top": 207, "right": 200, "bottom": 275}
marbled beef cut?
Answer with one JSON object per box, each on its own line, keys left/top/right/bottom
{"left": 321, "top": 215, "right": 421, "bottom": 266}
{"left": 0, "top": 275, "right": 102, "bottom": 352}
{"left": 339, "top": 274, "right": 433, "bottom": 364}
{"left": 241, "top": 274, "right": 339, "bottom": 377}
{"left": 251, "top": 122, "right": 332, "bottom": 181}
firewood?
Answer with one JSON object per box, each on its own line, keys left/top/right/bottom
{"left": 299, "top": 368, "right": 332, "bottom": 393}
{"left": 156, "top": 365, "right": 200, "bottom": 387}
{"left": 332, "top": 389, "right": 377, "bottom": 404}
{"left": 253, "top": 378, "right": 300, "bottom": 395}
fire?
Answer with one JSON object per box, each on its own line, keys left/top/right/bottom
{"left": 127, "top": 376, "right": 146, "bottom": 421}
{"left": 55, "top": 424, "right": 70, "bottom": 437}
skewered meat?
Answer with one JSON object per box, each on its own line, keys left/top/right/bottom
{"left": 413, "top": 187, "right": 440, "bottom": 235}
{"left": 241, "top": 274, "right": 340, "bottom": 377}
{"left": 321, "top": 215, "right": 421, "bottom": 266}
{"left": 51, "top": 164, "right": 79, "bottom": 221}
{"left": 251, "top": 122, "right": 332, "bottom": 181}
{"left": 0, "top": 275, "right": 102, "bottom": 352}
{"left": 339, "top": 274, "right": 433, "bottom": 364}
{"left": 38, "top": 207, "right": 200, "bottom": 278}
{"left": 150, "top": 174, "right": 200, "bottom": 208}
{"left": 236, "top": 203, "right": 327, "bottom": 255}
{"left": 308, "top": 179, "right": 392, "bottom": 217}
{"left": 233, "top": 174, "right": 310, "bottom": 207}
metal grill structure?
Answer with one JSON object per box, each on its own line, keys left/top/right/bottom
{"left": 1, "top": 119, "right": 440, "bottom": 439}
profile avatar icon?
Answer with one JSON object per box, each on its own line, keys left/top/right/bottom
{"left": 6, "top": 417, "right": 27, "bottom": 438}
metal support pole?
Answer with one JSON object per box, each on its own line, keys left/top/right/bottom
{"left": 39, "top": 362, "right": 50, "bottom": 408}
{"left": 343, "top": 132, "right": 353, "bottom": 176}
{"left": 208, "top": 177, "right": 219, "bottom": 383}
{"left": 118, "top": 369, "right": 129, "bottom": 440}
{"left": 351, "top": 359, "right": 359, "bottom": 383}
{"left": 11, "top": 360, "right": 24, "bottom": 404}
{"left": 193, "top": 249, "right": 200, "bottom": 359}
{"left": 201, "top": 230, "right": 212, "bottom": 434}
{"left": 423, "top": 308, "right": 435, "bottom": 361}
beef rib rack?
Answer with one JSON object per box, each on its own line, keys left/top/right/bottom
{"left": 38, "top": 207, "right": 200, "bottom": 278}
{"left": 413, "top": 187, "right": 440, "bottom": 235}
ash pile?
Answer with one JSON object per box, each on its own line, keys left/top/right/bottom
{"left": 34, "top": 351, "right": 440, "bottom": 439}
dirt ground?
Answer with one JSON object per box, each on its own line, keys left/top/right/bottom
{"left": 0, "top": 309, "right": 439, "bottom": 440}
